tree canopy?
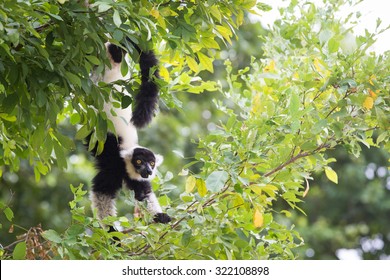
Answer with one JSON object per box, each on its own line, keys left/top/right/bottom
{"left": 1, "top": 0, "right": 389, "bottom": 260}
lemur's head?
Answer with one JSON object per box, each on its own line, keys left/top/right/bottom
{"left": 121, "top": 147, "right": 163, "bottom": 181}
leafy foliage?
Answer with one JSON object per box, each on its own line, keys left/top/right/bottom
{"left": 1, "top": 0, "right": 389, "bottom": 260}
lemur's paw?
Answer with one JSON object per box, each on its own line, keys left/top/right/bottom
{"left": 154, "top": 213, "right": 171, "bottom": 224}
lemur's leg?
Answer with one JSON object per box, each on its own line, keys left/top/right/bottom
{"left": 89, "top": 133, "right": 126, "bottom": 222}
{"left": 90, "top": 171, "right": 122, "bottom": 220}
{"left": 124, "top": 177, "right": 171, "bottom": 223}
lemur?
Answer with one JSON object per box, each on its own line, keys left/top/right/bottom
{"left": 88, "top": 40, "right": 171, "bottom": 228}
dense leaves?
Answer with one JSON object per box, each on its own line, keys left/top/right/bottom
{"left": 0, "top": 0, "right": 257, "bottom": 176}
{"left": 1, "top": 0, "right": 389, "bottom": 259}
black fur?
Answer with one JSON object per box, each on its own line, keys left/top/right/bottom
{"left": 89, "top": 133, "right": 125, "bottom": 198}
{"left": 89, "top": 134, "right": 151, "bottom": 199}
{"left": 88, "top": 133, "right": 171, "bottom": 224}
{"left": 131, "top": 147, "right": 157, "bottom": 178}
{"left": 107, "top": 44, "right": 123, "bottom": 63}
{"left": 124, "top": 175, "right": 152, "bottom": 201}
{"left": 131, "top": 51, "right": 160, "bottom": 128}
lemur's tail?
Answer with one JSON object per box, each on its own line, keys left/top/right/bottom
{"left": 130, "top": 46, "right": 160, "bottom": 128}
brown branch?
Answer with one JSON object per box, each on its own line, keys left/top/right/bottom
{"left": 264, "top": 142, "right": 330, "bottom": 178}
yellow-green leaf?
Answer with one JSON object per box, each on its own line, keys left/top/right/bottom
{"left": 159, "top": 66, "right": 170, "bottom": 81}
{"left": 253, "top": 209, "right": 263, "bottom": 228}
{"left": 325, "top": 167, "right": 338, "bottom": 184}
{"left": 186, "top": 56, "right": 199, "bottom": 73}
{"left": 197, "top": 52, "right": 214, "bottom": 73}
{"left": 210, "top": 5, "right": 222, "bottom": 22}
{"left": 363, "top": 96, "right": 374, "bottom": 110}
{"left": 150, "top": 8, "right": 160, "bottom": 19}
{"left": 196, "top": 178, "right": 207, "bottom": 197}
{"left": 185, "top": 175, "right": 197, "bottom": 193}
{"left": 201, "top": 37, "right": 220, "bottom": 49}
{"left": 233, "top": 194, "right": 244, "bottom": 208}
{"left": 215, "top": 25, "right": 232, "bottom": 44}
{"left": 0, "top": 113, "right": 17, "bottom": 122}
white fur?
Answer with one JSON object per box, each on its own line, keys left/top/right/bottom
{"left": 101, "top": 42, "right": 138, "bottom": 150}
{"left": 155, "top": 154, "right": 164, "bottom": 167}
{"left": 90, "top": 192, "right": 117, "bottom": 220}
{"left": 146, "top": 192, "right": 163, "bottom": 215}
{"left": 103, "top": 101, "right": 138, "bottom": 150}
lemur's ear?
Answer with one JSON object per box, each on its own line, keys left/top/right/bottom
{"left": 120, "top": 149, "right": 133, "bottom": 159}
{"left": 155, "top": 154, "right": 163, "bottom": 167}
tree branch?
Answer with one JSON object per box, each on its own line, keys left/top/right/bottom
{"left": 264, "top": 142, "right": 330, "bottom": 178}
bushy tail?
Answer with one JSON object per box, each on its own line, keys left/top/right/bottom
{"left": 129, "top": 41, "right": 160, "bottom": 128}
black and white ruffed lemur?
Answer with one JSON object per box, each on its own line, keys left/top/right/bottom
{"left": 88, "top": 40, "right": 171, "bottom": 227}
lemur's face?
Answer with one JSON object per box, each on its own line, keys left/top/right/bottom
{"left": 131, "top": 148, "right": 158, "bottom": 179}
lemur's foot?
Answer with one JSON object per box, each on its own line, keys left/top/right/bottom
{"left": 154, "top": 213, "right": 171, "bottom": 224}
{"left": 108, "top": 226, "right": 121, "bottom": 245}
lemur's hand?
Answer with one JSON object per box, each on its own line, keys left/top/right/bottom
{"left": 154, "top": 213, "right": 171, "bottom": 224}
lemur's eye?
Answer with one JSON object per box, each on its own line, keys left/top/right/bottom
{"left": 136, "top": 159, "right": 142, "bottom": 165}
{"left": 150, "top": 161, "right": 155, "bottom": 167}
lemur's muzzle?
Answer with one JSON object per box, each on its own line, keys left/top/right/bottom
{"left": 140, "top": 164, "right": 153, "bottom": 178}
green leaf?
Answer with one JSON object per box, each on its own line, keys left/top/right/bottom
{"left": 96, "top": 115, "right": 108, "bottom": 142}
{"left": 75, "top": 125, "right": 92, "bottom": 140}
{"left": 70, "top": 113, "right": 81, "bottom": 125}
{"left": 4, "top": 207, "right": 14, "bottom": 221}
{"left": 36, "top": 161, "right": 49, "bottom": 175}
{"left": 181, "top": 230, "right": 192, "bottom": 247}
{"left": 121, "top": 95, "right": 132, "bottom": 109}
{"left": 376, "top": 132, "right": 387, "bottom": 145}
{"left": 53, "top": 131, "right": 76, "bottom": 150}
{"left": 325, "top": 167, "right": 338, "bottom": 184}
{"left": 86, "top": 55, "right": 101, "bottom": 65}
{"left": 328, "top": 37, "right": 340, "bottom": 53}
{"left": 121, "top": 58, "right": 128, "bottom": 76}
{"left": 289, "top": 93, "right": 300, "bottom": 118}
{"left": 256, "top": 2, "right": 272, "bottom": 11}
{"left": 13, "top": 242, "right": 26, "bottom": 260}
{"left": 65, "top": 71, "right": 81, "bottom": 88}
{"left": 206, "top": 171, "right": 229, "bottom": 192}
{"left": 42, "top": 229, "right": 62, "bottom": 243}
{"left": 97, "top": 2, "right": 112, "bottom": 13}
{"left": 113, "top": 10, "right": 122, "bottom": 27}
{"left": 53, "top": 141, "right": 67, "bottom": 169}
{"left": 312, "top": 119, "right": 328, "bottom": 134}
{"left": 31, "top": 124, "right": 45, "bottom": 149}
